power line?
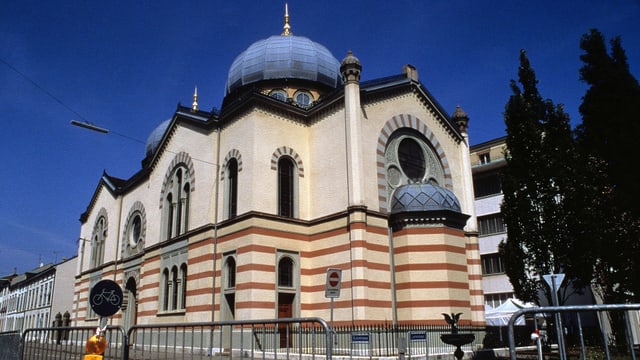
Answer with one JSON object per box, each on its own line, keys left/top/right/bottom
{"left": 2, "top": 56, "right": 216, "bottom": 167}
{"left": 1, "top": 56, "right": 90, "bottom": 123}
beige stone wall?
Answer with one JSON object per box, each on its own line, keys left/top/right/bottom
{"left": 73, "top": 77, "right": 480, "bottom": 327}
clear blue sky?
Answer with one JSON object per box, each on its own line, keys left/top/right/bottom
{"left": 1, "top": 1, "right": 639, "bottom": 275}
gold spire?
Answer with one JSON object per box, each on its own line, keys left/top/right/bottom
{"left": 191, "top": 86, "right": 198, "bottom": 111}
{"left": 281, "top": 3, "right": 291, "bottom": 36}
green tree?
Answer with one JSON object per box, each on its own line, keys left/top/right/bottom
{"left": 575, "top": 28, "right": 640, "bottom": 304}
{"left": 500, "top": 50, "right": 580, "bottom": 305}
{"left": 574, "top": 30, "right": 640, "bottom": 349}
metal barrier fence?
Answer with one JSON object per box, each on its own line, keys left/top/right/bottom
{"left": 330, "top": 324, "right": 484, "bottom": 357}
{"left": 21, "top": 325, "right": 126, "bottom": 360}
{"left": 9, "top": 318, "right": 486, "bottom": 360}
{"left": 127, "top": 317, "right": 332, "bottom": 360}
{"left": 507, "top": 303, "right": 640, "bottom": 360}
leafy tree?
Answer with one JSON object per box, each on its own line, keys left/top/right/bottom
{"left": 499, "top": 50, "right": 579, "bottom": 305}
{"left": 574, "top": 29, "right": 640, "bottom": 349}
{"left": 575, "top": 28, "right": 640, "bottom": 304}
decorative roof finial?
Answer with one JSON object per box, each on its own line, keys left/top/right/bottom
{"left": 281, "top": 3, "right": 291, "bottom": 36}
{"left": 192, "top": 86, "right": 198, "bottom": 111}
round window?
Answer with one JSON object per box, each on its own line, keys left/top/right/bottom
{"left": 129, "top": 215, "right": 142, "bottom": 247}
{"left": 295, "top": 91, "right": 312, "bottom": 107}
{"left": 269, "top": 89, "right": 287, "bottom": 102}
{"left": 398, "top": 138, "right": 426, "bottom": 182}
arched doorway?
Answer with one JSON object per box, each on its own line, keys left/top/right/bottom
{"left": 122, "top": 277, "right": 137, "bottom": 330}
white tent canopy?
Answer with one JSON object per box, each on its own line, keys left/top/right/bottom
{"left": 485, "top": 298, "right": 534, "bottom": 326}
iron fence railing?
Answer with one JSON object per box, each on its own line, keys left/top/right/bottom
{"left": 21, "top": 325, "right": 126, "bottom": 360}
{"left": 9, "top": 318, "right": 486, "bottom": 360}
{"left": 507, "top": 303, "right": 640, "bottom": 360}
{"left": 330, "top": 323, "right": 484, "bottom": 357}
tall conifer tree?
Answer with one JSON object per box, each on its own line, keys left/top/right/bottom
{"left": 575, "top": 29, "right": 640, "bottom": 305}
{"left": 500, "top": 50, "right": 578, "bottom": 304}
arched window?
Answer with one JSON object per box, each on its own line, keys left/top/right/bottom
{"left": 90, "top": 216, "right": 107, "bottom": 268}
{"left": 180, "top": 264, "right": 187, "bottom": 310}
{"left": 278, "top": 257, "right": 294, "bottom": 288}
{"left": 227, "top": 158, "right": 238, "bottom": 219}
{"left": 385, "top": 129, "right": 445, "bottom": 201}
{"left": 166, "top": 193, "right": 174, "bottom": 238}
{"left": 163, "top": 165, "right": 192, "bottom": 240}
{"left": 222, "top": 254, "right": 236, "bottom": 319}
{"left": 171, "top": 266, "right": 179, "bottom": 310}
{"left": 278, "top": 157, "right": 296, "bottom": 218}
{"left": 162, "top": 269, "right": 170, "bottom": 311}
{"left": 225, "top": 257, "right": 236, "bottom": 289}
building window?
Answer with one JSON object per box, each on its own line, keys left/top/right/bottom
{"left": 225, "top": 257, "right": 236, "bottom": 289}
{"left": 478, "top": 214, "right": 506, "bottom": 236}
{"left": 398, "top": 137, "right": 426, "bottom": 182}
{"left": 481, "top": 253, "right": 505, "bottom": 275}
{"left": 278, "top": 157, "right": 296, "bottom": 218}
{"left": 223, "top": 253, "right": 237, "bottom": 319}
{"left": 485, "top": 293, "right": 514, "bottom": 309}
{"left": 473, "top": 172, "right": 502, "bottom": 198}
{"left": 161, "top": 264, "right": 187, "bottom": 312}
{"left": 227, "top": 158, "right": 238, "bottom": 219}
{"left": 294, "top": 90, "right": 312, "bottom": 107}
{"left": 479, "top": 152, "right": 491, "bottom": 165}
{"left": 163, "top": 166, "right": 192, "bottom": 240}
{"left": 180, "top": 264, "right": 187, "bottom": 310}
{"left": 90, "top": 215, "right": 107, "bottom": 268}
{"left": 278, "top": 257, "right": 294, "bottom": 288}
{"left": 123, "top": 202, "right": 146, "bottom": 257}
{"left": 385, "top": 130, "right": 445, "bottom": 203}
{"left": 162, "top": 269, "right": 170, "bottom": 311}
{"left": 269, "top": 89, "right": 287, "bottom": 102}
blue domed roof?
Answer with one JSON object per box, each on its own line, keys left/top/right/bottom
{"left": 226, "top": 35, "right": 341, "bottom": 94}
{"left": 390, "top": 183, "right": 462, "bottom": 214}
{"left": 145, "top": 119, "right": 171, "bottom": 157}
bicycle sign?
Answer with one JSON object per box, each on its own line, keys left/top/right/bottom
{"left": 89, "top": 279, "right": 123, "bottom": 317}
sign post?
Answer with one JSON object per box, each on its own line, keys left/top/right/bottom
{"left": 543, "top": 274, "right": 566, "bottom": 360}
{"left": 85, "top": 279, "right": 123, "bottom": 360}
{"left": 325, "top": 269, "right": 342, "bottom": 332}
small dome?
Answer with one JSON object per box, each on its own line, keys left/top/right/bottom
{"left": 390, "top": 183, "right": 462, "bottom": 214}
{"left": 145, "top": 119, "right": 171, "bottom": 157}
{"left": 226, "top": 35, "right": 341, "bottom": 94}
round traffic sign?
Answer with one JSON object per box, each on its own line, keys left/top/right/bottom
{"left": 89, "top": 279, "right": 123, "bottom": 317}
{"left": 329, "top": 271, "right": 340, "bottom": 287}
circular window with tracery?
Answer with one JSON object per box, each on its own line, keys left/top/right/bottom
{"left": 398, "top": 138, "right": 426, "bottom": 182}
{"left": 269, "top": 89, "right": 287, "bottom": 102}
{"left": 385, "top": 130, "right": 445, "bottom": 207}
{"left": 129, "top": 214, "right": 142, "bottom": 247}
{"left": 294, "top": 91, "right": 312, "bottom": 107}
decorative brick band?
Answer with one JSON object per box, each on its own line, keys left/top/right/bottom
{"left": 270, "top": 146, "right": 304, "bottom": 177}
{"left": 221, "top": 149, "right": 243, "bottom": 181}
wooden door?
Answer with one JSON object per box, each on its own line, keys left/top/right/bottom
{"left": 278, "top": 293, "right": 294, "bottom": 348}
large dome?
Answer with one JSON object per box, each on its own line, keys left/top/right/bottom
{"left": 225, "top": 35, "right": 341, "bottom": 94}
{"left": 145, "top": 119, "right": 171, "bottom": 158}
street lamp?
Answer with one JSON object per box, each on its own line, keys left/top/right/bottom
{"left": 70, "top": 120, "right": 109, "bottom": 134}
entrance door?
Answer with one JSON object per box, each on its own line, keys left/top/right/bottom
{"left": 278, "top": 293, "right": 294, "bottom": 348}
{"left": 123, "top": 278, "right": 137, "bottom": 331}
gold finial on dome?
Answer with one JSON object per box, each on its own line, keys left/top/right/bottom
{"left": 191, "top": 86, "right": 198, "bottom": 111}
{"left": 281, "top": 3, "right": 291, "bottom": 36}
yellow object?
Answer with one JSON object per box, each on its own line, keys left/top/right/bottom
{"left": 85, "top": 334, "right": 107, "bottom": 355}
{"left": 83, "top": 355, "right": 103, "bottom": 360}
